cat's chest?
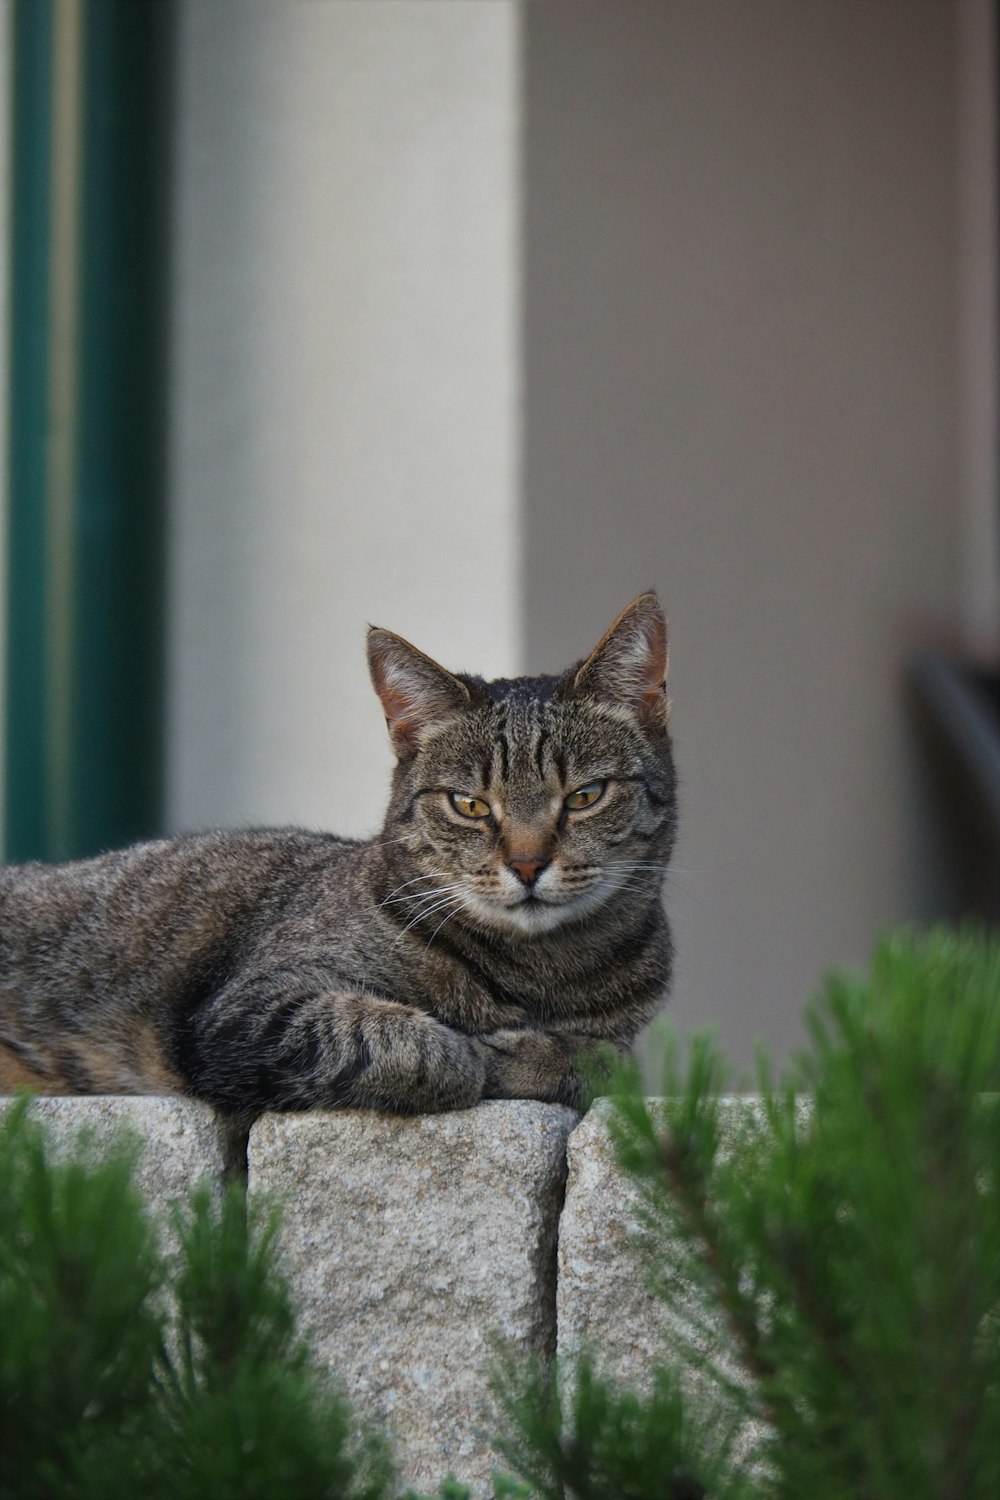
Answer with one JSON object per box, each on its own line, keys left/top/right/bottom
{"left": 267, "top": 896, "right": 601, "bottom": 1029}
{"left": 371, "top": 926, "right": 581, "bottom": 1032}
{"left": 368, "top": 940, "right": 525, "bottom": 1028}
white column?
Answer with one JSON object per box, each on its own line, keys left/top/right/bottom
{"left": 167, "top": 0, "right": 522, "bottom": 837}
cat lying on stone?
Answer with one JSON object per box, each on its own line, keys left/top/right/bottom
{"left": 0, "top": 594, "right": 676, "bottom": 1115}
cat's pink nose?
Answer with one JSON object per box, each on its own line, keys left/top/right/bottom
{"left": 507, "top": 856, "right": 549, "bottom": 887}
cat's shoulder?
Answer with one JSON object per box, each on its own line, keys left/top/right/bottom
{"left": 154, "top": 825, "right": 368, "bottom": 878}
{"left": 0, "top": 825, "right": 367, "bottom": 893}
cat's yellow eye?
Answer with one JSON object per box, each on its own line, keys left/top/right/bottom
{"left": 564, "top": 781, "right": 606, "bottom": 811}
{"left": 449, "top": 792, "right": 492, "bottom": 820}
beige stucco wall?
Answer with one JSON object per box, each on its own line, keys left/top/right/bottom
{"left": 167, "top": 0, "right": 522, "bottom": 837}
{"left": 521, "top": 0, "right": 963, "bottom": 1063}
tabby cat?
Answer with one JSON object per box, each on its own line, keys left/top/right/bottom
{"left": 0, "top": 594, "right": 675, "bottom": 1116}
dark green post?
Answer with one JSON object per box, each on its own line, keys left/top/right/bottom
{"left": 5, "top": 0, "right": 175, "bottom": 862}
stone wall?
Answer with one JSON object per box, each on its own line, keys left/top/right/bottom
{"left": 1, "top": 1094, "right": 737, "bottom": 1495}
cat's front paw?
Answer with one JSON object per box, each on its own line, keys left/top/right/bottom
{"left": 474, "top": 1028, "right": 584, "bottom": 1108}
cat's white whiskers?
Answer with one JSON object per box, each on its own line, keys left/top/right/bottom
{"left": 396, "top": 888, "right": 465, "bottom": 921}
{"left": 382, "top": 882, "right": 467, "bottom": 913}
{"left": 377, "top": 873, "right": 451, "bottom": 908}
{"left": 384, "top": 894, "right": 459, "bottom": 934}
{"left": 391, "top": 892, "right": 468, "bottom": 949}
{"left": 423, "top": 900, "right": 466, "bottom": 952}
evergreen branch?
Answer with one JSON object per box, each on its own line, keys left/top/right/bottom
{"left": 656, "top": 1126, "right": 779, "bottom": 1423}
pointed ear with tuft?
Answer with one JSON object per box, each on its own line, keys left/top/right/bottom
{"left": 572, "top": 593, "right": 670, "bottom": 730}
{"left": 367, "top": 628, "right": 470, "bottom": 757}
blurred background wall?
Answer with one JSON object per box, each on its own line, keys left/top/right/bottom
{"left": 5, "top": 0, "right": 994, "bottom": 1064}
{"left": 519, "top": 0, "right": 967, "bottom": 1060}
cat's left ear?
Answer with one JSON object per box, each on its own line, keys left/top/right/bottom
{"left": 572, "top": 593, "right": 669, "bottom": 730}
{"left": 367, "top": 627, "right": 470, "bottom": 757}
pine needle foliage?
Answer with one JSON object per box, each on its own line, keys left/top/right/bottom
{"left": 492, "top": 926, "right": 1000, "bottom": 1500}
{"left": 483, "top": 1353, "right": 755, "bottom": 1500}
{"left": 0, "top": 1101, "right": 394, "bottom": 1500}
{"left": 0, "top": 1101, "right": 164, "bottom": 1498}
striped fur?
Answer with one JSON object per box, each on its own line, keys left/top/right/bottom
{"left": 0, "top": 595, "right": 676, "bottom": 1116}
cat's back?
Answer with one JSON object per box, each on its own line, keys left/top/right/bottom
{"left": 0, "top": 826, "right": 361, "bottom": 989}
{"left": 0, "top": 826, "right": 364, "bottom": 1095}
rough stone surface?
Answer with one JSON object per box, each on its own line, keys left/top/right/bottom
{"left": 248, "top": 1100, "right": 578, "bottom": 1496}
{"left": 557, "top": 1097, "right": 667, "bottom": 1385}
{"left": 557, "top": 1096, "right": 768, "bottom": 1466}
{"left": 0, "top": 1096, "right": 232, "bottom": 1243}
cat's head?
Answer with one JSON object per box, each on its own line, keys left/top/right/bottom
{"left": 367, "top": 594, "right": 675, "bottom": 937}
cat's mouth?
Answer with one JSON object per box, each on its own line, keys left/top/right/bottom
{"left": 516, "top": 891, "right": 586, "bottom": 915}
{"left": 457, "top": 876, "right": 617, "bottom": 938}
{"left": 496, "top": 898, "right": 584, "bottom": 935}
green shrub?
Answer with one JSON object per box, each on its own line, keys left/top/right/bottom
{"left": 0, "top": 1101, "right": 393, "bottom": 1500}
{"left": 490, "top": 926, "right": 1000, "bottom": 1500}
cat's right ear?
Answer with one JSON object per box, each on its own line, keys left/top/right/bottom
{"left": 367, "top": 628, "right": 470, "bottom": 757}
